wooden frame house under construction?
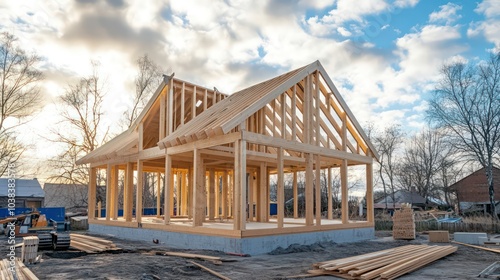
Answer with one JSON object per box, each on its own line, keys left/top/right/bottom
{"left": 77, "top": 60, "right": 379, "bottom": 255}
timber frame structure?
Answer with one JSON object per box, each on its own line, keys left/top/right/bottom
{"left": 77, "top": 60, "right": 379, "bottom": 253}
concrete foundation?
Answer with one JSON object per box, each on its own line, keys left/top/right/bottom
{"left": 453, "top": 232, "right": 487, "bottom": 245}
{"left": 89, "top": 224, "right": 374, "bottom": 255}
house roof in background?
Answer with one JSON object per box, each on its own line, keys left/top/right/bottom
{"left": 0, "top": 178, "right": 44, "bottom": 198}
{"left": 375, "top": 190, "right": 426, "bottom": 205}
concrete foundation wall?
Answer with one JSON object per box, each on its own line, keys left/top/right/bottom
{"left": 89, "top": 224, "right": 374, "bottom": 255}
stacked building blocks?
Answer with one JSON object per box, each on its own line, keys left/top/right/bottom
{"left": 429, "top": 231, "right": 450, "bottom": 243}
{"left": 392, "top": 204, "right": 415, "bottom": 240}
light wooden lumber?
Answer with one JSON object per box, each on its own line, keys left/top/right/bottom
{"left": 452, "top": 241, "right": 500, "bottom": 254}
{"left": 189, "top": 261, "right": 231, "bottom": 280}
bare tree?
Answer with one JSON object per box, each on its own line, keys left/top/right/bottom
{"left": 373, "top": 124, "right": 404, "bottom": 209}
{"left": 49, "top": 61, "right": 109, "bottom": 187}
{"left": 428, "top": 53, "right": 500, "bottom": 219}
{"left": 122, "top": 54, "right": 163, "bottom": 129}
{"left": 0, "top": 32, "right": 43, "bottom": 176}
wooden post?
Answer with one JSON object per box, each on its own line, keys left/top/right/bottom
{"left": 315, "top": 155, "right": 321, "bottom": 226}
{"left": 136, "top": 160, "right": 144, "bottom": 223}
{"left": 193, "top": 149, "right": 206, "bottom": 226}
{"left": 88, "top": 167, "right": 97, "bottom": 219}
{"left": 156, "top": 172, "right": 161, "bottom": 218}
{"left": 366, "top": 162, "right": 374, "bottom": 223}
{"left": 164, "top": 155, "right": 171, "bottom": 224}
{"left": 305, "top": 153, "right": 314, "bottom": 226}
{"left": 248, "top": 171, "right": 254, "bottom": 221}
{"left": 222, "top": 170, "right": 228, "bottom": 218}
{"left": 341, "top": 159, "right": 348, "bottom": 224}
{"left": 188, "top": 168, "right": 193, "bottom": 219}
{"left": 293, "top": 170, "right": 298, "bottom": 219}
{"left": 291, "top": 84, "right": 297, "bottom": 141}
{"left": 105, "top": 164, "right": 111, "bottom": 221}
{"left": 124, "top": 162, "right": 133, "bottom": 222}
{"left": 257, "top": 163, "right": 267, "bottom": 222}
{"left": 277, "top": 147, "right": 284, "bottom": 228}
{"left": 327, "top": 167, "right": 333, "bottom": 220}
{"left": 233, "top": 137, "right": 247, "bottom": 230}
{"left": 168, "top": 85, "right": 174, "bottom": 135}
{"left": 175, "top": 171, "right": 181, "bottom": 217}
{"left": 208, "top": 168, "right": 215, "bottom": 220}
{"left": 170, "top": 169, "right": 175, "bottom": 216}
{"left": 111, "top": 166, "right": 118, "bottom": 220}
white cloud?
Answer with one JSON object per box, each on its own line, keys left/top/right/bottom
{"left": 337, "top": 26, "right": 352, "bottom": 36}
{"left": 429, "top": 3, "right": 462, "bottom": 25}
{"left": 475, "top": 0, "right": 500, "bottom": 18}
{"left": 469, "top": 0, "right": 500, "bottom": 50}
{"left": 394, "top": 0, "right": 419, "bottom": 8}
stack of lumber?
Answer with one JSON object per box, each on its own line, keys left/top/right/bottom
{"left": 0, "top": 258, "right": 39, "bottom": 280}
{"left": 21, "top": 236, "right": 39, "bottom": 264}
{"left": 393, "top": 204, "right": 415, "bottom": 240}
{"left": 308, "top": 245, "right": 457, "bottom": 279}
{"left": 69, "top": 234, "right": 121, "bottom": 253}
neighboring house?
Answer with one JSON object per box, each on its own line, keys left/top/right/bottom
{"left": 450, "top": 167, "right": 500, "bottom": 215}
{"left": 43, "top": 183, "right": 88, "bottom": 211}
{"left": 0, "top": 178, "right": 44, "bottom": 209}
{"left": 374, "top": 190, "right": 427, "bottom": 210}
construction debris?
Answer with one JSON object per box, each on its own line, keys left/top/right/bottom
{"left": 189, "top": 260, "right": 231, "bottom": 280}
{"left": 307, "top": 244, "right": 457, "bottom": 279}
{"left": 392, "top": 204, "right": 415, "bottom": 240}
{"left": 478, "top": 261, "right": 500, "bottom": 278}
{"left": 69, "top": 233, "right": 121, "bottom": 253}
{"left": 0, "top": 258, "right": 39, "bottom": 280}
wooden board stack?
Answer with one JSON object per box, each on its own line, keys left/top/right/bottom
{"left": 21, "top": 236, "right": 39, "bottom": 264}
{"left": 392, "top": 204, "right": 415, "bottom": 240}
{"left": 69, "top": 234, "right": 121, "bottom": 253}
{"left": 0, "top": 258, "right": 39, "bottom": 280}
{"left": 308, "top": 245, "right": 457, "bottom": 280}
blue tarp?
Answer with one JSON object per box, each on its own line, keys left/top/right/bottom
{"left": 0, "top": 207, "right": 65, "bottom": 222}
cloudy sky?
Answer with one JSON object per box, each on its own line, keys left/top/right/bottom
{"left": 1, "top": 0, "right": 499, "bottom": 179}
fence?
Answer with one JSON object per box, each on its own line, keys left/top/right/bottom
{"left": 375, "top": 220, "right": 500, "bottom": 233}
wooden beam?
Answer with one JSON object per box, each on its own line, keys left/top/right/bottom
{"left": 242, "top": 131, "right": 373, "bottom": 164}
{"left": 315, "top": 72, "right": 321, "bottom": 146}
{"left": 281, "top": 93, "right": 286, "bottom": 140}
{"left": 366, "top": 162, "right": 374, "bottom": 223}
{"left": 208, "top": 168, "right": 215, "bottom": 220}
{"left": 277, "top": 147, "right": 284, "bottom": 228}
{"left": 293, "top": 170, "right": 298, "bottom": 219}
{"left": 305, "top": 153, "right": 314, "bottom": 226}
{"left": 160, "top": 90, "right": 166, "bottom": 139}
{"left": 164, "top": 132, "right": 241, "bottom": 154}
{"left": 105, "top": 164, "right": 111, "bottom": 221}
{"left": 315, "top": 155, "right": 321, "bottom": 226}
{"left": 203, "top": 89, "right": 208, "bottom": 111}
{"left": 164, "top": 155, "right": 172, "bottom": 224}
{"left": 136, "top": 160, "right": 144, "bottom": 223}
{"left": 88, "top": 167, "right": 97, "bottom": 219}
{"left": 182, "top": 171, "right": 188, "bottom": 216}
{"left": 248, "top": 170, "right": 254, "bottom": 221}
{"left": 124, "top": 162, "right": 133, "bottom": 222}
{"left": 139, "top": 122, "right": 144, "bottom": 151}
{"left": 341, "top": 159, "right": 348, "bottom": 224}
{"left": 233, "top": 135, "right": 247, "bottom": 230}
{"left": 292, "top": 84, "right": 297, "bottom": 141}
{"left": 193, "top": 149, "right": 205, "bottom": 226}
{"left": 327, "top": 167, "right": 333, "bottom": 220}
{"left": 192, "top": 86, "right": 197, "bottom": 120}
{"left": 168, "top": 84, "right": 174, "bottom": 135}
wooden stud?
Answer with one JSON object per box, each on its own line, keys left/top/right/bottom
{"left": 136, "top": 160, "right": 144, "bottom": 223}
{"left": 277, "top": 147, "right": 284, "bottom": 228}
{"left": 328, "top": 167, "right": 333, "bottom": 220}
{"left": 341, "top": 159, "right": 348, "bottom": 224}
{"left": 208, "top": 168, "right": 215, "bottom": 220}
{"left": 175, "top": 171, "right": 181, "bottom": 217}
{"left": 248, "top": 170, "right": 254, "bottom": 221}
{"left": 156, "top": 172, "right": 161, "bottom": 218}
{"left": 292, "top": 84, "right": 297, "bottom": 141}
{"left": 281, "top": 93, "right": 286, "bottom": 140}
{"left": 188, "top": 167, "right": 193, "bottom": 219}
{"left": 305, "top": 153, "right": 314, "bottom": 226}
{"left": 160, "top": 90, "right": 166, "bottom": 139}
{"left": 192, "top": 86, "right": 197, "bottom": 120}
{"left": 97, "top": 201, "right": 102, "bottom": 218}
{"left": 170, "top": 168, "right": 175, "bottom": 216}
{"left": 181, "top": 82, "right": 185, "bottom": 126}
{"left": 88, "top": 167, "right": 97, "bottom": 219}
{"left": 164, "top": 155, "right": 171, "bottom": 224}
{"left": 258, "top": 162, "right": 267, "bottom": 222}
{"left": 168, "top": 84, "right": 174, "bottom": 135}
{"left": 139, "top": 123, "right": 144, "bottom": 151}
{"left": 315, "top": 155, "right": 321, "bottom": 225}
{"left": 222, "top": 170, "right": 228, "bottom": 218}
{"left": 315, "top": 72, "right": 321, "bottom": 146}
{"left": 111, "top": 166, "right": 118, "bottom": 220}
{"left": 293, "top": 170, "right": 298, "bottom": 219}
{"left": 233, "top": 135, "right": 247, "bottom": 230}
{"left": 203, "top": 89, "right": 208, "bottom": 111}
{"left": 182, "top": 171, "right": 188, "bottom": 216}
{"left": 105, "top": 164, "right": 111, "bottom": 221}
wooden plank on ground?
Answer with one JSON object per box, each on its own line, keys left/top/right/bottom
{"left": 189, "top": 261, "right": 231, "bottom": 280}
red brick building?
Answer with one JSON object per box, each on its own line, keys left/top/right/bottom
{"left": 451, "top": 166, "right": 500, "bottom": 215}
